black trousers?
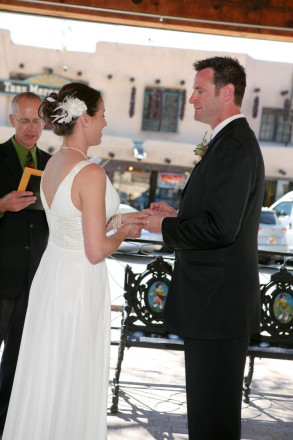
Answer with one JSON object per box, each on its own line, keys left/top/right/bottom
{"left": 0, "top": 289, "right": 29, "bottom": 432}
{"left": 184, "top": 335, "right": 250, "bottom": 440}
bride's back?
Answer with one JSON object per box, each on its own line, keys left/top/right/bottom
{"left": 42, "top": 151, "right": 84, "bottom": 210}
{"left": 38, "top": 82, "right": 104, "bottom": 214}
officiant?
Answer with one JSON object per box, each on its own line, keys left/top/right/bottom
{"left": 0, "top": 92, "right": 50, "bottom": 436}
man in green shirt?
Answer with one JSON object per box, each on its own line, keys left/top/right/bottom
{"left": 0, "top": 92, "right": 51, "bottom": 435}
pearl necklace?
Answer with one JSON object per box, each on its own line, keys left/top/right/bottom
{"left": 61, "top": 146, "right": 88, "bottom": 160}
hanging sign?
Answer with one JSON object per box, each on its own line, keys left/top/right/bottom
{"left": 0, "top": 73, "right": 70, "bottom": 97}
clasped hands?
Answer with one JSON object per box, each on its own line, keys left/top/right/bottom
{"left": 120, "top": 202, "right": 177, "bottom": 238}
{"left": 143, "top": 202, "right": 178, "bottom": 234}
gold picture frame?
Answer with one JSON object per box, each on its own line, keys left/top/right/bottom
{"left": 18, "top": 167, "right": 43, "bottom": 192}
{"left": 17, "top": 167, "right": 44, "bottom": 210}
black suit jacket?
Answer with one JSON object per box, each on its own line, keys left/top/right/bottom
{"left": 0, "top": 138, "right": 51, "bottom": 299}
{"left": 162, "top": 118, "right": 265, "bottom": 340}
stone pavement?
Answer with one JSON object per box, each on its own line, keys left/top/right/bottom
{"left": 106, "top": 255, "right": 293, "bottom": 440}
{"left": 107, "top": 344, "right": 293, "bottom": 440}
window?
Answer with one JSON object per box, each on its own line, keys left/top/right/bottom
{"left": 142, "top": 87, "right": 181, "bottom": 133}
{"left": 259, "top": 108, "right": 288, "bottom": 143}
{"left": 113, "top": 169, "right": 151, "bottom": 208}
{"left": 260, "top": 211, "right": 277, "bottom": 225}
{"left": 272, "top": 201, "right": 293, "bottom": 218}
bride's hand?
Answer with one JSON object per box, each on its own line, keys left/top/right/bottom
{"left": 121, "top": 211, "right": 149, "bottom": 227}
{"left": 123, "top": 223, "right": 143, "bottom": 239}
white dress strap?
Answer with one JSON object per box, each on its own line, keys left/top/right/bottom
{"left": 71, "top": 160, "right": 91, "bottom": 176}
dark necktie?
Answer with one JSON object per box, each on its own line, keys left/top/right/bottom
{"left": 25, "top": 151, "right": 35, "bottom": 169}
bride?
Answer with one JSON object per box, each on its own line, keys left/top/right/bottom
{"left": 2, "top": 82, "right": 148, "bottom": 440}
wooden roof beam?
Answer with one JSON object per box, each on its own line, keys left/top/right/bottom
{"left": 0, "top": 0, "right": 293, "bottom": 42}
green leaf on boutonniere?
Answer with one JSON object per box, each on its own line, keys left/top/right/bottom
{"left": 194, "top": 131, "right": 211, "bottom": 163}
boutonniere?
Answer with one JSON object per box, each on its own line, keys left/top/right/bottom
{"left": 194, "top": 131, "right": 211, "bottom": 163}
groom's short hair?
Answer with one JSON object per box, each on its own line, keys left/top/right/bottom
{"left": 193, "top": 56, "right": 246, "bottom": 106}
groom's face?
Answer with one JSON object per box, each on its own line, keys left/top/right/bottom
{"left": 189, "top": 68, "right": 224, "bottom": 129}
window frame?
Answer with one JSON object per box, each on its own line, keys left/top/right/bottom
{"left": 259, "top": 107, "right": 289, "bottom": 143}
{"left": 142, "top": 87, "right": 181, "bottom": 133}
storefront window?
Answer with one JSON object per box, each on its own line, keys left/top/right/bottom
{"left": 113, "top": 169, "right": 151, "bottom": 208}
{"left": 156, "top": 172, "right": 187, "bottom": 210}
{"left": 113, "top": 169, "right": 188, "bottom": 211}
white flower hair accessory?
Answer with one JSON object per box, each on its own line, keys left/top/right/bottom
{"left": 49, "top": 95, "right": 87, "bottom": 124}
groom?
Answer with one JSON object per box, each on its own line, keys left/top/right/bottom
{"left": 145, "top": 56, "right": 265, "bottom": 440}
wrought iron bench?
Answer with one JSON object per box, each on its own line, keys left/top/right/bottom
{"left": 244, "top": 263, "right": 293, "bottom": 403}
{"left": 110, "top": 256, "right": 179, "bottom": 413}
{"left": 110, "top": 254, "right": 293, "bottom": 412}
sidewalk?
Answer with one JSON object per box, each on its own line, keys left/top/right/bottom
{"left": 107, "top": 255, "right": 293, "bottom": 440}
{"left": 107, "top": 340, "right": 293, "bottom": 440}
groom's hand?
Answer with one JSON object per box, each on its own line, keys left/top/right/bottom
{"left": 144, "top": 212, "right": 166, "bottom": 234}
{"left": 149, "top": 202, "right": 178, "bottom": 217}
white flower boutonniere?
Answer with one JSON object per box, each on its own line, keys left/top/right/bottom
{"left": 194, "top": 131, "right": 211, "bottom": 163}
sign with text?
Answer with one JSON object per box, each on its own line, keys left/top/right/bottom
{"left": 0, "top": 73, "right": 70, "bottom": 97}
{"left": 158, "top": 172, "right": 186, "bottom": 188}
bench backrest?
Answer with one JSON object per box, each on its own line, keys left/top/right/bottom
{"left": 123, "top": 256, "right": 293, "bottom": 346}
{"left": 251, "top": 267, "right": 293, "bottom": 347}
{"left": 124, "top": 256, "right": 173, "bottom": 335}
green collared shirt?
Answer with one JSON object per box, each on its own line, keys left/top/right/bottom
{"left": 0, "top": 139, "right": 39, "bottom": 217}
{"left": 12, "top": 137, "right": 38, "bottom": 169}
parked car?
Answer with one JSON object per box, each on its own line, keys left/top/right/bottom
{"left": 116, "top": 204, "right": 163, "bottom": 254}
{"left": 270, "top": 191, "right": 293, "bottom": 224}
{"left": 132, "top": 188, "right": 181, "bottom": 211}
{"left": 258, "top": 208, "right": 288, "bottom": 253}
{"left": 269, "top": 191, "right": 293, "bottom": 252}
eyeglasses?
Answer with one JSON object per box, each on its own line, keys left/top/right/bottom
{"left": 13, "top": 116, "right": 44, "bottom": 127}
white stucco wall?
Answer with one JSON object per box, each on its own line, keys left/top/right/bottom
{"left": 0, "top": 29, "right": 292, "bottom": 178}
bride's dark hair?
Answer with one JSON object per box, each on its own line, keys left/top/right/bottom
{"left": 39, "top": 82, "right": 102, "bottom": 136}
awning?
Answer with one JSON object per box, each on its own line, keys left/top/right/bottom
{"left": 1, "top": 125, "right": 293, "bottom": 179}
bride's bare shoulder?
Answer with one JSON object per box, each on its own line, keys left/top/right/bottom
{"left": 75, "top": 163, "right": 106, "bottom": 189}
{"left": 80, "top": 162, "right": 105, "bottom": 178}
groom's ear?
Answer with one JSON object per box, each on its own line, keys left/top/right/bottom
{"left": 222, "top": 84, "right": 235, "bottom": 102}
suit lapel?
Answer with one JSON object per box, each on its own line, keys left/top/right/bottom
{"left": 179, "top": 118, "right": 248, "bottom": 209}
{"left": 36, "top": 149, "right": 49, "bottom": 171}
{"left": 2, "top": 140, "right": 23, "bottom": 185}
{"left": 1, "top": 140, "right": 50, "bottom": 190}
{"left": 180, "top": 137, "right": 214, "bottom": 202}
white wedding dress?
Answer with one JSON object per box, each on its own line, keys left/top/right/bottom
{"left": 3, "top": 161, "right": 120, "bottom": 440}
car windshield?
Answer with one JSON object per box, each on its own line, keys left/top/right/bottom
{"left": 260, "top": 211, "right": 277, "bottom": 225}
{"left": 273, "top": 201, "right": 293, "bottom": 217}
